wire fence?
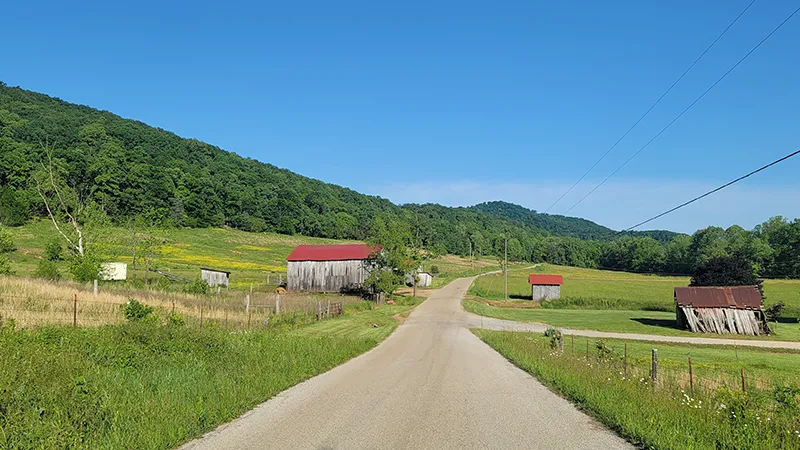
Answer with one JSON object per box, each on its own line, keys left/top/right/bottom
{"left": 0, "top": 289, "right": 355, "bottom": 330}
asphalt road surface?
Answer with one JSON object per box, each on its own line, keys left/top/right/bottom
{"left": 183, "top": 277, "right": 631, "bottom": 450}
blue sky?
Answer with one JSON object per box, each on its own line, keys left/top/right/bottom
{"left": 3, "top": 0, "right": 798, "bottom": 233}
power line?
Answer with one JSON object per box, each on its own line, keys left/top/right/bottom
{"left": 544, "top": 0, "right": 757, "bottom": 213}
{"left": 563, "top": 4, "right": 800, "bottom": 215}
{"left": 625, "top": 148, "right": 800, "bottom": 231}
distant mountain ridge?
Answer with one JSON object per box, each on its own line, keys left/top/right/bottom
{"left": 469, "top": 201, "right": 679, "bottom": 242}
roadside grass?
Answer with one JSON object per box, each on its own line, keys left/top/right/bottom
{"left": 474, "top": 329, "right": 800, "bottom": 450}
{"left": 469, "top": 264, "right": 800, "bottom": 317}
{"left": 463, "top": 298, "right": 800, "bottom": 342}
{"left": 0, "top": 298, "right": 418, "bottom": 449}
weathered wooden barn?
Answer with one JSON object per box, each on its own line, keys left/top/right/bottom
{"left": 675, "top": 286, "right": 770, "bottom": 335}
{"left": 201, "top": 267, "right": 230, "bottom": 287}
{"left": 286, "top": 244, "right": 380, "bottom": 292}
{"left": 529, "top": 274, "right": 563, "bottom": 301}
{"left": 100, "top": 262, "right": 127, "bottom": 281}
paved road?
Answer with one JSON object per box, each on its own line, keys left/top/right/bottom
{"left": 183, "top": 277, "right": 631, "bottom": 450}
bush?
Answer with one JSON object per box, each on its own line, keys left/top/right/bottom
{"left": 764, "top": 301, "right": 786, "bottom": 322}
{"left": 69, "top": 256, "right": 102, "bottom": 283}
{"left": 34, "top": 259, "right": 61, "bottom": 281}
{"left": 183, "top": 278, "right": 209, "bottom": 295}
{"left": 0, "top": 255, "right": 12, "bottom": 275}
{"left": 123, "top": 299, "right": 154, "bottom": 322}
{"left": 0, "top": 226, "right": 14, "bottom": 254}
{"left": 45, "top": 239, "right": 63, "bottom": 261}
{"left": 167, "top": 312, "right": 186, "bottom": 326}
{"left": 429, "top": 265, "right": 440, "bottom": 276}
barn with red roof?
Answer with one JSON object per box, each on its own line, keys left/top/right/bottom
{"left": 529, "top": 274, "right": 563, "bottom": 301}
{"left": 286, "top": 244, "right": 381, "bottom": 292}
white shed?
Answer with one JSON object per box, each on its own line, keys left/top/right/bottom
{"left": 201, "top": 268, "right": 231, "bottom": 287}
{"left": 101, "top": 262, "right": 128, "bottom": 281}
{"left": 407, "top": 271, "right": 433, "bottom": 288}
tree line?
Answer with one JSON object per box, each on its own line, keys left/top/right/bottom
{"left": 0, "top": 83, "right": 798, "bottom": 279}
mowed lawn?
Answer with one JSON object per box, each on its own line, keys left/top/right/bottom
{"left": 470, "top": 264, "right": 800, "bottom": 315}
{"left": 463, "top": 299, "right": 800, "bottom": 341}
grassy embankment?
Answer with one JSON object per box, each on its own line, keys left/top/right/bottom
{"left": 467, "top": 264, "right": 800, "bottom": 341}
{"left": 475, "top": 329, "right": 800, "bottom": 449}
{"left": 0, "top": 296, "right": 420, "bottom": 449}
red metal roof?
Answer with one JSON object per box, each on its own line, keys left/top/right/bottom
{"left": 286, "top": 244, "right": 381, "bottom": 262}
{"left": 528, "top": 274, "right": 563, "bottom": 286}
{"left": 674, "top": 286, "right": 762, "bottom": 309}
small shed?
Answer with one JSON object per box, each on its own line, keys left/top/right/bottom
{"left": 201, "top": 268, "right": 231, "bottom": 288}
{"left": 101, "top": 262, "right": 127, "bottom": 281}
{"left": 529, "top": 274, "right": 563, "bottom": 301}
{"left": 675, "top": 286, "right": 770, "bottom": 335}
{"left": 286, "top": 244, "right": 380, "bottom": 292}
{"left": 407, "top": 271, "right": 433, "bottom": 288}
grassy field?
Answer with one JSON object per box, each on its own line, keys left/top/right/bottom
{"left": 475, "top": 329, "right": 800, "bottom": 449}
{"left": 470, "top": 264, "right": 800, "bottom": 316}
{"left": 6, "top": 221, "right": 485, "bottom": 291}
{"left": 463, "top": 299, "right": 800, "bottom": 341}
{"left": 0, "top": 297, "right": 419, "bottom": 449}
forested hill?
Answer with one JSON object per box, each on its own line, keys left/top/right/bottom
{"left": 470, "top": 201, "right": 678, "bottom": 242}
{"left": 0, "top": 83, "right": 637, "bottom": 248}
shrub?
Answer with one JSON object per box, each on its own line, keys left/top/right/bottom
{"left": 69, "top": 256, "right": 102, "bottom": 283}
{"left": 0, "top": 226, "right": 14, "bottom": 254}
{"left": 0, "top": 255, "right": 12, "bottom": 275}
{"left": 168, "top": 312, "right": 186, "bottom": 326}
{"left": 764, "top": 301, "right": 785, "bottom": 322}
{"left": 123, "top": 299, "right": 154, "bottom": 322}
{"left": 183, "top": 278, "right": 209, "bottom": 295}
{"left": 594, "top": 340, "right": 612, "bottom": 361}
{"left": 429, "top": 265, "right": 440, "bottom": 276}
{"left": 544, "top": 327, "right": 562, "bottom": 349}
{"left": 34, "top": 258, "right": 61, "bottom": 281}
{"left": 45, "top": 239, "right": 63, "bottom": 261}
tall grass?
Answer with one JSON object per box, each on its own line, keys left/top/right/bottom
{"left": 475, "top": 329, "right": 800, "bottom": 449}
{"left": 0, "top": 276, "right": 363, "bottom": 328}
{"left": 0, "top": 296, "right": 420, "bottom": 449}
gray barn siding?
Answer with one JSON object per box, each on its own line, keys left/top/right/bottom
{"left": 201, "top": 269, "right": 229, "bottom": 287}
{"left": 287, "top": 260, "right": 370, "bottom": 292}
{"left": 531, "top": 285, "right": 560, "bottom": 301}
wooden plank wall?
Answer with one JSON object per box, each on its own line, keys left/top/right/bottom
{"left": 201, "top": 270, "right": 229, "bottom": 287}
{"left": 287, "top": 260, "right": 369, "bottom": 292}
{"left": 531, "top": 285, "right": 561, "bottom": 301}
{"left": 679, "top": 306, "right": 768, "bottom": 335}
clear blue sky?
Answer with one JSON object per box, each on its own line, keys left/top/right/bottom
{"left": 3, "top": 0, "right": 799, "bottom": 233}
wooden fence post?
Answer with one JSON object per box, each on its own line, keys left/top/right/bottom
{"left": 93, "top": 280, "right": 98, "bottom": 296}
{"left": 651, "top": 349, "right": 658, "bottom": 390}
{"left": 246, "top": 294, "right": 251, "bottom": 314}
{"left": 326, "top": 299, "right": 331, "bottom": 318}
{"left": 317, "top": 300, "right": 322, "bottom": 321}
{"left": 248, "top": 311, "right": 252, "bottom": 328}
{"left": 279, "top": 274, "right": 283, "bottom": 285}
{"left": 585, "top": 338, "right": 589, "bottom": 358}
{"left": 557, "top": 334, "right": 564, "bottom": 353}
{"left": 73, "top": 293, "right": 77, "bottom": 327}
{"left": 200, "top": 305, "right": 204, "bottom": 327}
{"left": 171, "top": 301, "right": 175, "bottom": 315}
{"left": 689, "top": 357, "right": 694, "bottom": 396}
{"left": 275, "top": 295, "right": 281, "bottom": 315}
{"left": 741, "top": 368, "right": 746, "bottom": 392}
{"left": 571, "top": 334, "right": 574, "bottom": 355}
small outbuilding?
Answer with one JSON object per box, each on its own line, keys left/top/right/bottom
{"left": 529, "top": 274, "right": 563, "bottom": 301}
{"left": 101, "top": 262, "right": 127, "bottom": 281}
{"left": 407, "top": 271, "right": 433, "bottom": 288}
{"left": 675, "top": 286, "right": 770, "bottom": 335}
{"left": 201, "top": 267, "right": 231, "bottom": 288}
{"left": 286, "top": 244, "right": 380, "bottom": 292}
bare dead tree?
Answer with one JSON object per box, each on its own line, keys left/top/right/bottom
{"left": 33, "top": 149, "right": 86, "bottom": 258}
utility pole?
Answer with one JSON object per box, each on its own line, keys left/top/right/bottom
{"left": 504, "top": 235, "right": 508, "bottom": 301}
